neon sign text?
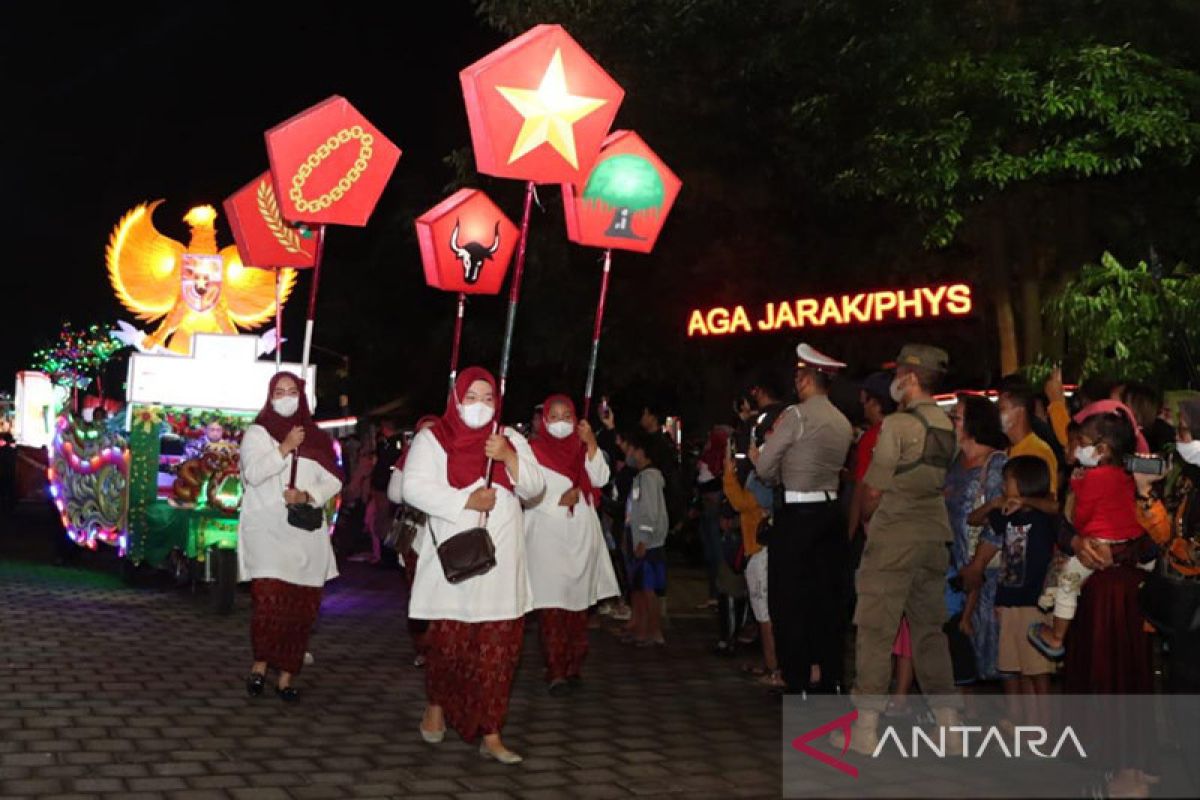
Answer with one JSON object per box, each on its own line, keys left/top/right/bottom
{"left": 687, "top": 284, "right": 972, "bottom": 337}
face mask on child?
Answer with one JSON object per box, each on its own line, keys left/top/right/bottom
{"left": 1074, "top": 444, "right": 1100, "bottom": 467}
{"left": 1176, "top": 439, "right": 1200, "bottom": 467}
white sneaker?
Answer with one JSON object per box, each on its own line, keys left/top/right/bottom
{"left": 303, "top": 652, "right": 315, "bottom": 666}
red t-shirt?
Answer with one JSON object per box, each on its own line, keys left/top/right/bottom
{"left": 853, "top": 422, "right": 882, "bottom": 483}
{"left": 1070, "top": 464, "right": 1142, "bottom": 542}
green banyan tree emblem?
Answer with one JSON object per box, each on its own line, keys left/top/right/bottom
{"left": 582, "top": 154, "right": 665, "bottom": 240}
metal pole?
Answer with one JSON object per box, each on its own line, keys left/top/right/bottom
{"left": 448, "top": 292, "right": 467, "bottom": 394}
{"left": 274, "top": 267, "right": 283, "bottom": 369}
{"left": 581, "top": 249, "right": 613, "bottom": 420}
{"left": 484, "top": 180, "right": 536, "bottom": 490}
{"left": 496, "top": 181, "right": 536, "bottom": 411}
{"left": 300, "top": 225, "right": 327, "bottom": 378}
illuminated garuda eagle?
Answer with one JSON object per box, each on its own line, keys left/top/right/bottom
{"left": 106, "top": 201, "right": 297, "bottom": 355}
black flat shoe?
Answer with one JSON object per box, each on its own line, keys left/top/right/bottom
{"left": 246, "top": 673, "right": 266, "bottom": 697}
{"left": 547, "top": 678, "right": 572, "bottom": 697}
{"left": 276, "top": 685, "right": 300, "bottom": 702}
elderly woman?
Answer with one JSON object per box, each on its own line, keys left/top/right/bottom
{"left": 238, "top": 372, "right": 342, "bottom": 701}
{"left": 525, "top": 394, "right": 619, "bottom": 696}
{"left": 403, "top": 367, "right": 545, "bottom": 765}
{"left": 945, "top": 393, "right": 1009, "bottom": 683}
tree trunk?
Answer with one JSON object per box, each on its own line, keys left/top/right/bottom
{"left": 994, "top": 281, "right": 1020, "bottom": 375}
{"left": 986, "top": 211, "right": 1021, "bottom": 374}
{"left": 1020, "top": 275, "right": 1041, "bottom": 363}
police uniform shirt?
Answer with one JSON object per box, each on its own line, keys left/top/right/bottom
{"left": 862, "top": 401, "right": 954, "bottom": 543}
{"left": 756, "top": 395, "right": 853, "bottom": 493}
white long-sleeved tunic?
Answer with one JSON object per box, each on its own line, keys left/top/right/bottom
{"left": 403, "top": 427, "right": 545, "bottom": 622}
{"left": 524, "top": 450, "right": 620, "bottom": 611}
{"left": 236, "top": 424, "right": 342, "bottom": 587}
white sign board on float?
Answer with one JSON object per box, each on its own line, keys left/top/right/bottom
{"left": 126, "top": 334, "right": 317, "bottom": 415}
{"left": 13, "top": 370, "right": 56, "bottom": 449}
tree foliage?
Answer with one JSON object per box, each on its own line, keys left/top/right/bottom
{"left": 831, "top": 41, "right": 1200, "bottom": 247}
{"left": 1047, "top": 252, "right": 1200, "bottom": 384}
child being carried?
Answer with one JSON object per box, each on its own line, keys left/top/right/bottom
{"left": 1028, "top": 412, "right": 1154, "bottom": 659}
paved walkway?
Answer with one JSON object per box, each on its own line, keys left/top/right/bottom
{"left": 0, "top": 513, "right": 781, "bottom": 800}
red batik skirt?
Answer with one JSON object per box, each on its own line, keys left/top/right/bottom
{"left": 250, "top": 578, "right": 323, "bottom": 675}
{"left": 425, "top": 617, "right": 525, "bottom": 742}
{"left": 539, "top": 608, "right": 589, "bottom": 682}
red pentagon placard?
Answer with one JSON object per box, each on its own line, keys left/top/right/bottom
{"left": 265, "top": 96, "right": 401, "bottom": 227}
{"left": 223, "top": 171, "right": 319, "bottom": 269}
{"left": 416, "top": 189, "right": 519, "bottom": 295}
{"left": 562, "top": 130, "right": 682, "bottom": 254}
{"left": 461, "top": 24, "right": 624, "bottom": 185}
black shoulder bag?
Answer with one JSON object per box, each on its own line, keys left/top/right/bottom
{"left": 429, "top": 424, "right": 503, "bottom": 584}
{"left": 286, "top": 454, "right": 325, "bottom": 531}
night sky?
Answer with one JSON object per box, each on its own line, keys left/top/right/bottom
{"left": 1, "top": 2, "right": 1039, "bottom": 429}
{"left": 3, "top": 1, "right": 503, "bottom": 404}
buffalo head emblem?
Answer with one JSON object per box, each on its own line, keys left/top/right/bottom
{"left": 449, "top": 220, "right": 501, "bottom": 285}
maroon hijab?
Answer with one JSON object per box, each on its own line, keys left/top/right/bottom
{"left": 396, "top": 415, "right": 441, "bottom": 470}
{"left": 429, "top": 367, "right": 513, "bottom": 490}
{"left": 253, "top": 371, "right": 341, "bottom": 480}
{"left": 530, "top": 394, "right": 596, "bottom": 506}
{"left": 700, "top": 427, "right": 730, "bottom": 477}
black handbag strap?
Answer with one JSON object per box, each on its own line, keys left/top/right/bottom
{"left": 288, "top": 453, "right": 299, "bottom": 490}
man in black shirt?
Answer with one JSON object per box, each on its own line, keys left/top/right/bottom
{"left": 749, "top": 369, "right": 790, "bottom": 450}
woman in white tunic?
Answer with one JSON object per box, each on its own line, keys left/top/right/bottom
{"left": 237, "top": 372, "right": 342, "bottom": 701}
{"left": 525, "top": 394, "right": 619, "bottom": 695}
{"left": 403, "top": 367, "right": 544, "bottom": 765}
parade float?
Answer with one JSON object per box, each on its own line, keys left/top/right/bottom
{"left": 45, "top": 200, "right": 315, "bottom": 613}
{"left": 45, "top": 93, "right": 399, "bottom": 613}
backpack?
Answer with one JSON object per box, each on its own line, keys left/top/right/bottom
{"left": 894, "top": 406, "right": 956, "bottom": 476}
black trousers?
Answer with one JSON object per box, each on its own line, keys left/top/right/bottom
{"left": 767, "top": 500, "right": 850, "bottom": 693}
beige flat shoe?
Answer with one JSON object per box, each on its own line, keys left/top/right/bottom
{"left": 419, "top": 724, "right": 445, "bottom": 744}
{"left": 479, "top": 743, "right": 523, "bottom": 765}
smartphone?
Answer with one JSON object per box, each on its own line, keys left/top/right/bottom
{"left": 1124, "top": 454, "right": 1165, "bottom": 476}
{"left": 598, "top": 396, "right": 610, "bottom": 420}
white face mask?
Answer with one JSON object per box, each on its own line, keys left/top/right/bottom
{"left": 459, "top": 401, "right": 495, "bottom": 429}
{"left": 1176, "top": 439, "right": 1200, "bottom": 466}
{"left": 1074, "top": 444, "right": 1101, "bottom": 467}
{"left": 889, "top": 375, "right": 907, "bottom": 404}
{"left": 999, "top": 410, "right": 1015, "bottom": 432}
{"left": 547, "top": 420, "right": 574, "bottom": 439}
{"left": 272, "top": 396, "right": 299, "bottom": 418}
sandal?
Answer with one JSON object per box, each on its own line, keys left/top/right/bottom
{"left": 1027, "top": 622, "right": 1065, "bottom": 660}
{"left": 757, "top": 670, "right": 785, "bottom": 688}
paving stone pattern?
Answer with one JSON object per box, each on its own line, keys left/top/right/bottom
{"left": 0, "top": 557, "right": 781, "bottom": 799}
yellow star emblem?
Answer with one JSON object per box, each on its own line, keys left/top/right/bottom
{"left": 495, "top": 48, "right": 608, "bottom": 169}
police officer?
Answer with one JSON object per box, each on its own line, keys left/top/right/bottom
{"left": 836, "top": 344, "right": 964, "bottom": 754}
{"left": 754, "top": 343, "right": 853, "bottom": 694}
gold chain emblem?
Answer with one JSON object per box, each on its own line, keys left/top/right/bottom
{"left": 288, "top": 126, "right": 374, "bottom": 213}
{"left": 256, "top": 179, "right": 310, "bottom": 255}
